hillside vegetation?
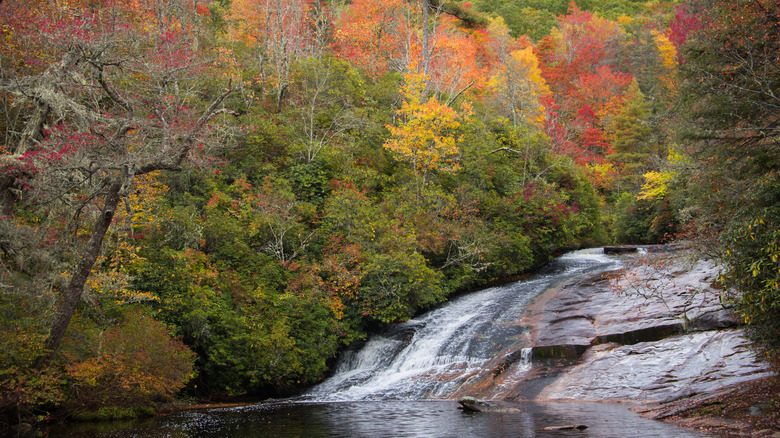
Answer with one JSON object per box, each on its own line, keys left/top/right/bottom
{"left": 0, "top": 0, "right": 776, "bottom": 424}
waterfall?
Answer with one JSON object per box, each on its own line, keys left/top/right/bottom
{"left": 305, "top": 249, "right": 619, "bottom": 402}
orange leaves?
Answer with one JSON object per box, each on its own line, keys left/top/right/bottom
{"left": 332, "top": 0, "right": 409, "bottom": 77}
{"left": 424, "top": 16, "right": 490, "bottom": 101}
{"left": 332, "top": 0, "right": 488, "bottom": 102}
{"left": 228, "top": 0, "right": 268, "bottom": 45}
{"left": 65, "top": 311, "right": 195, "bottom": 409}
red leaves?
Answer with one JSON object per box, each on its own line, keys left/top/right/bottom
{"left": 667, "top": 4, "right": 702, "bottom": 63}
{"left": 195, "top": 3, "right": 211, "bottom": 16}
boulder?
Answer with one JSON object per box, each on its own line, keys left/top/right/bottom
{"left": 457, "top": 396, "right": 518, "bottom": 413}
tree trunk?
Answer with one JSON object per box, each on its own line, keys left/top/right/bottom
{"left": 421, "top": 0, "right": 430, "bottom": 99}
{"left": 39, "top": 178, "right": 123, "bottom": 365}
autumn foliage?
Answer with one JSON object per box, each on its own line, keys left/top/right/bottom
{"left": 64, "top": 312, "right": 195, "bottom": 412}
{"left": 2, "top": 0, "right": 772, "bottom": 425}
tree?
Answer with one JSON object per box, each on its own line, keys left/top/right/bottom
{"left": 287, "top": 57, "right": 361, "bottom": 163}
{"left": 573, "top": 66, "right": 633, "bottom": 135}
{"left": 424, "top": 16, "right": 487, "bottom": 104}
{"left": 0, "top": 0, "right": 234, "bottom": 362}
{"left": 330, "top": 0, "right": 411, "bottom": 78}
{"left": 321, "top": 186, "right": 445, "bottom": 323}
{"left": 573, "top": 104, "right": 612, "bottom": 166}
{"left": 229, "top": 0, "right": 326, "bottom": 108}
{"left": 536, "top": 4, "right": 622, "bottom": 97}
{"left": 608, "top": 82, "right": 654, "bottom": 192}
{"left": 667, "top": 3, "right": 701, "bottom": 64}
{"left": 488, "top": 43, "right": 549, "bottom": 130}
{"left": 384, "top": 71, "right": 471, "bottom": 196}
{"left": 677, "top": 0, "right": 780, "bottom": 363}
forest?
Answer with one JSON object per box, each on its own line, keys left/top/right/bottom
{"left": 0, "top": 0, "right": 777, "bottom": 424}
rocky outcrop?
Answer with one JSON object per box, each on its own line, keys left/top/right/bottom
{"left": 513, "top": 252, "right": 772, "bottom": 403}
{"left": 458, "top": 396, "right": 518, "bottom": 413}
{"left": 536, "top": 329, "right": 770, "bottom": 402}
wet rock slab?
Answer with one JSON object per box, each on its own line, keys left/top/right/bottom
{"left": 523, "top": 254, "right": 771, "bottom": 402}
{"left": 536, "top": 329, "right": 772, "bottom": 402}
{"left": 532, "top": 258, "right": 736, "bottom": 354}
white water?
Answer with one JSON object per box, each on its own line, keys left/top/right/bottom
{"left": 306, "top": 249, "right": 620, "bottom": 402}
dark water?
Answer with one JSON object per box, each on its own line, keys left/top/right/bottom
{"left": 36, "top": 400, "right": 711, "bottom": 437}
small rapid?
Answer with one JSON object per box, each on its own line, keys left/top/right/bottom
{"left": 305, "top": 249, "right": 620, "bottom": 402}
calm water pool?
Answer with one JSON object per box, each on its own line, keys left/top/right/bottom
{"left": 33, "top": 400, "right": 712, "bottom": 437}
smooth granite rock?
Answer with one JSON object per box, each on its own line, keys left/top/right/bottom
{"left": 535, "top": 329, "right": 772, "bottom": 402}
{"left": 522, "top": 254, "right": 772, "bottom": 403}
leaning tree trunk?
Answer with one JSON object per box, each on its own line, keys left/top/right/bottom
{"left": 39, "top": 178, "right": 123, "bottom": 365}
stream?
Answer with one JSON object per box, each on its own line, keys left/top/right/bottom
{"left": 304, "top": 248, "right": 621, "bottom": 401}
{"left": 31, "top": 249, "right": 714, "bottom": 437}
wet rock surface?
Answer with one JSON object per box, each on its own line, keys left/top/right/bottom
{"left": 515, "top": 251, "right": 772, "bottom": 403}
{"left": 458, "top": 396, "right": 518, "bottom": 413}
{"left": 633, "top": 375, "right": 780, "bottom": 436}
{"left": 536, "top": 329, "right": 771, "bottom": 402}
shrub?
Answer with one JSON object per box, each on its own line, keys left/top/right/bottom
{"left": 65, "top": 310, "right": 195, "bottom": 412}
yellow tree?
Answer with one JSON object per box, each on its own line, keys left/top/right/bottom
{"left": 486, "top": 19, "right": 551, "bottom": 185}
{"left": 651, "top": 29, "right": 678, "bottom": 98}
{"left": 488, "top": 44, "right": 550, "bottom": 130}
{"left": 384, "top": 71, "right": 470, "bottom": 196}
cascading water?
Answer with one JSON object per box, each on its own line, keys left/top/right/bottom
{"left": 306, "top": 249, "right": 621, "bottom": 402}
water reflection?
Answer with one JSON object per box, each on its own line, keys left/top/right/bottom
{"left": 35, "top": 401, "right": 713, "bottom": 438}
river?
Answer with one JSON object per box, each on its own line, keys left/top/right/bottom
{"left": 31, "top": 249, "right": 714, "bottom": 437}
{"left": 38, "top": 400, "right": 710, "bottom": 437}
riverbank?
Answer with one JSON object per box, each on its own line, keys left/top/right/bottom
{"left": 635, "top": 375, "right": 780, "bottom": 436}
{"left": 517, "top": 248, "right": 778, "bottom": 435}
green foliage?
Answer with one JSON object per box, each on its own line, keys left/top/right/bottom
{"left": 720, "top": 178, "right": 780, "bottom": 365}
{"left": 359, "top": 252, "right": 445, "bottom": 324}
{"left": 473, "top": 1, "right": 557, "bottom": 40}
{"left": 612, "top": 193, "right": 651, "bottom": 244}
{"left": 611, "top": 192, "right": 677, "bottom": 244}
{"left": 321, "top": 187, "right": 446, "bottom": 323}
{"left": 0, "top": 276, "right": 65, "bottom": 419}
{"left": 608, "top": 83, "right": 655, "bottom": 192}
{"left": 0, "top": 328, "right": 65, "bottom": 418}
{"left": 286, "top": 161, "right": 334, "bottom": 205}
{"left": 671, "top": 0, "right": 780, "bottom": 364}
